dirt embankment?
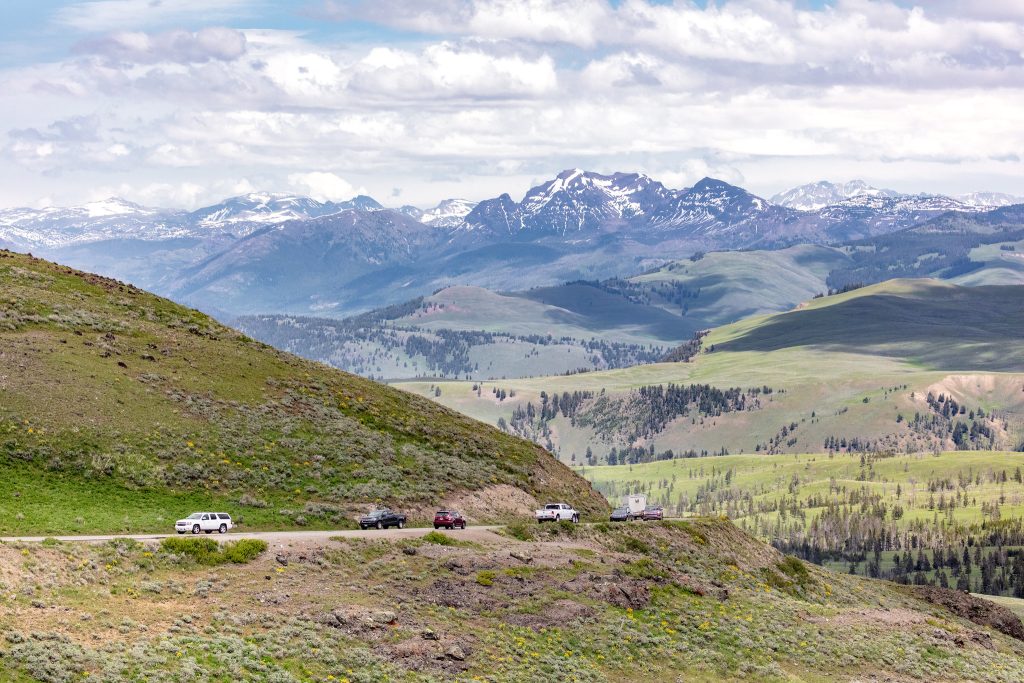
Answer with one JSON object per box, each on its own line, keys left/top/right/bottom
{"left": 913, "top": 585, "right": 1024, "bottom": 641}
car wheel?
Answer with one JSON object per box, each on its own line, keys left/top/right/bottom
{"left": 434, "top": 524, "right": 440, "bottom": 529}
{"left": 397, "top": 520, "right": 405, "bottom": 529}
{"left": 192, "top": 524, "right": 200, "bottom": 534}
{"left": 537, "top": 519, "right": 543, "bottom": 524}
{"left": 177, "top": 530, "right": 185, "bottom": 535}
{"left": 218, "top": 524, "right": 227, "bottom": 534}
{"left": 573, "top": 515, "right": 580, "bottom": 524}
{"left": 376, "top": 521, "right": 383, "bottom": 530}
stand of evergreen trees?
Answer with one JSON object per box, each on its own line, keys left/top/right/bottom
{"left": 501, "top": 383, "right": 774, "bottom": 464}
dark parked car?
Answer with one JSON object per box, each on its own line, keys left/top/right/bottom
{"left": 359, "top": 508, "right": 407, "bottom": 530}
{"left": 609, "top": 506, "right": 635, "bottom": 522}
{"left": 642, "top": 506, "right": 664, "bottom": 521}
{"left": 433, "top": 510, "right": 467, "bottom": 529}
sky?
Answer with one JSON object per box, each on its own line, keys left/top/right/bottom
{"left": 0, "top": 0, "right": 1022, "bottom": 209}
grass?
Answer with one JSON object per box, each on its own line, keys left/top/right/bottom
{"left": 583, "top": 450, "right": 1024, "bottom": 529}
{"left": 0, "top": 251, "right": 607, "bottom": 534}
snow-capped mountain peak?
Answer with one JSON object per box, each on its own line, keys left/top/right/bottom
{"left": 461, "top": 170, "right": 774, "bottom": 236}
{"left": 189, "top": 193, "right": 335, "bottom": 226}
{"left": 336, "top": 195, "right": 384, "bottom": 212}
{"left": 188, "top": 192, "right": 387, "bottom": 226}
{"left": 772, "top": 180, "right": 900, "bottom": 211}
{"left": 80, "top": 197, "right": 150, "bottom": 217}
{"left": 419, "top": 198, "right": 477, "bottom": 228}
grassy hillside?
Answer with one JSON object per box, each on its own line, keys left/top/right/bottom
{"left": 3, "top": 520, "right": 1024, "bottom": 682}
{"left": 404, "top": 284, "right": 690, "bottom": 344}
{"left": 398, "top": 279, "right": 1024, "bottom": 462}
{"left": 629, "top": 244, "right": 850, "bottom": 327}
{"left": 0, "top": 251, "right": 606, "bottom": 534}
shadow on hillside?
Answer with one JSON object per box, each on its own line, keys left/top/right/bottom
{"left": 715, "top": 287, "right": 1024, "bottom": 372}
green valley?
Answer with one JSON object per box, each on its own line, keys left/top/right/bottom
{"left": 398, "top": 279, "right": 1024, "bottom": 462}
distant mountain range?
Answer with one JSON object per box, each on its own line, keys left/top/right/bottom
{"left": 771, "top": 180, "right": 901, "bottom": 211}
{"left": 1, "top": 171, "right": 1020, "bottom": 317}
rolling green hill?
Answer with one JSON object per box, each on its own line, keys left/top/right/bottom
{"left": 0, "top": 251, "right": 606, "bottom": 534}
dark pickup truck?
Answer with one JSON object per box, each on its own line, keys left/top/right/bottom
{"left": 359, "top": 508, "right": 407, "bottom": 530}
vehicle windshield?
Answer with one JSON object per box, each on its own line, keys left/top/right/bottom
{"left": 436, "top": 510, "right": 451, "bottom": 515}
{"left": 545, "top": 504, "right": 560, "bottom": 509}
{"left": 365, "top": 510, "right": 386, "bottom": 518}
{"left": 187, "top": 513, "right": 203, "bottom": 520}
{"left": 613, "top": 507, "right": 628, "bottom": 514}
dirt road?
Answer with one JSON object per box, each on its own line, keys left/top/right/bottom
{"left": 0, "top": 525, "right": 505, "bottom": 546}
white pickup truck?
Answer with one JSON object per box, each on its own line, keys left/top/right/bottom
{"left": 175, "top": 512, "right": 233, "bottom": 535}
{"left": 535, "top": 503, "right": 580, "bottom": 524}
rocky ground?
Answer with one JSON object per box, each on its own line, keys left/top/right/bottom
{"left": 2, "top": 519, "right": 1024, "bottom": 682}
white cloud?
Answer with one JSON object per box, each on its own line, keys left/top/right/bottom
{"left": 76, "top": 27, "right": 248, "bottom": 64}
{"left": 88, "top": 181, "right": 206, "bottom": 207}
{"left": 1, "top": 1, "right": 1023, "bottom": 208}
{"left": 349, "top": 43, "right": 558, "bottom": 98}
{"left": 54, "top": 0, "right": 260, "bottom": 32}
{"left": 287, "top": 171, "right": 361, "bottom": 202}
{"left": 466, "top": 0, "right": 611, "bottom": 47}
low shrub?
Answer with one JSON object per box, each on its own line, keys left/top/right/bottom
{"left": 677, "top": 522, "right": 708, "bottom": 545}
{"left": 422, "top": 530, "right": 457, "bottom": 546}
{"left": 476, "top": 570, "right": 496, "bottom": 586}
{"left": 504, "top": 521, "right": 535, "bottom": 542}
{"left": 555, "top": 520, "right": 578, "bottom": 536}
{"left": 621, "top": 558, "right": 669, "bottom": 580}
{"left": 159, "top": 537, "right": 267, "bottom": 566}
{"left": 620, "top": 536, "right": 652, "bottom": 554}
{"left": 222, "top": 539, "right": 268, "bottom": 564}
{"left": 777, "top": 556, "right": 811, "bottom": 584}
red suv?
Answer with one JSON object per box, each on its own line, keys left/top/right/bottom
{"left": 642, "top": 506, "right": 664, "bottom": 521}
{"left": 433, "top": 510, "right": 467, "bottom": 530}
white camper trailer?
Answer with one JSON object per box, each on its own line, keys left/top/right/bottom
{"left": 622, "top": 494, "right": 647, "bottom": 516}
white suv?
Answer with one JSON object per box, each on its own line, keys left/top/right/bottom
{"left": 175, "top": 512, "right": 233, "bottom": 535}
